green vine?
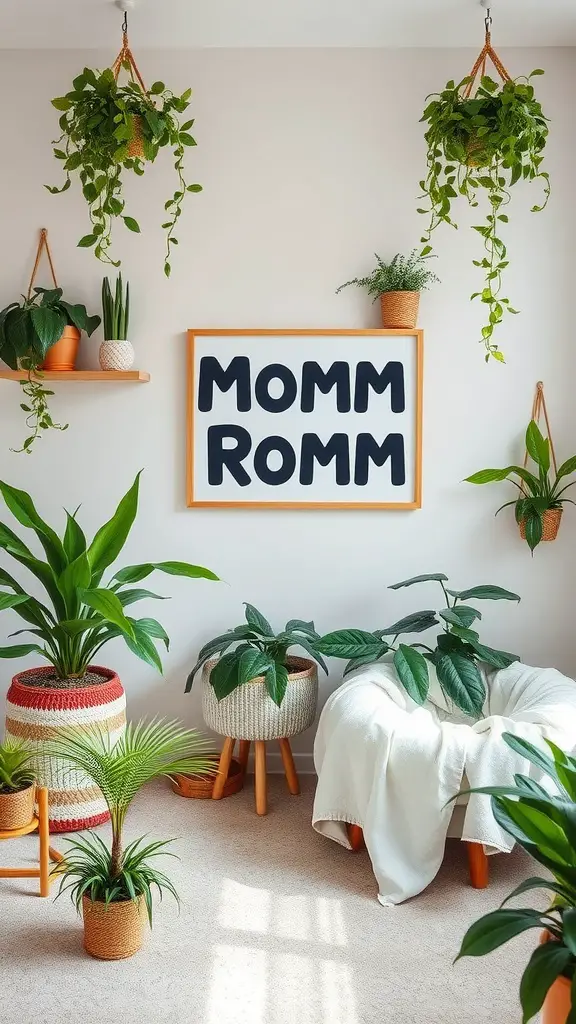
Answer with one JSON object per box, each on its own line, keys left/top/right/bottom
{"left": 47, "top": 67, "right": 202, "bottom": 276}
{"left": 13, "top": 360, "right": 68, "bottom": 455}
{"left": 418, "top": 71, "right": 550, "bottom": 362}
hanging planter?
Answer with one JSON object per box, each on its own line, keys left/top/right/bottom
{"left": 417, "top": 8, "right": 550, "bottom": 363}
{"left": 46, "top": 9, "right": 202, "bottom": 277}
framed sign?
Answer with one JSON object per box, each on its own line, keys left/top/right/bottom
{"left": 186, "top": 329, "right": 423, "bottom": 509}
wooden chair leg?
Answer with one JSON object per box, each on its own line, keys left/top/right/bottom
{"left": 278, "top": 738, "right": 300, "bottom": 795}
{"left": 254, "top": 740, "right": 267, "bottom": 816}
{"left": 467, "top": 841, "right": 489, "bottom": 889}
{"left": 212, "top": 737, "right": 235, "bottom": 800}
{"left": 38, "top": 787, "right": 50, "bottom": 897}
{"left": 347, "top": 824, "right": 365, "bottom": 852}
{"left": 238, "top": 740, "right": 251, "bottom": 776}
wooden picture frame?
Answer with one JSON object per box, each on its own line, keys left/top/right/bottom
{"left": 186, "top": 329, "right": 423, "bottom": 509}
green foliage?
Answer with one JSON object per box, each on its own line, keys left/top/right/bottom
{"left": 186, "top": 605, "right": 328, "bottom": 708}
{"left": 52, "top": 718, "right": 214, "bottom": 923}
{"left": 317, "top": 574, "right": 520, "bottom": 717}
{"left": 102, "top": 273, "right": 130, "bottom": 340}
{"left": 0, "top": 288, "right": 100, "bottom": 454}
{"left": 0, "top": 473, "right": 219, "bottom": 679}
{"left": 336, "top": 249, "right": 439, "bottom": 299}
{"left": 47, "top": 67, "right": 203, "bottom": 274}
{"left": 0, "top": 738, "right": 35, "bottom": 793}
{"left": 456, "top": 732, "right": 576, "bottom": 1022}
{"left": 418, "top": 72, "right": 550, "bottom": 362}
{"left": 465, "top": 419, "right": 576, "bottom": 552}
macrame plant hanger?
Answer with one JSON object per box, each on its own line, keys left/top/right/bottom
{"left": 463, "top": 6, "right": 511, "bottom": 98}
{"left": 27, "top": 228, "right": 59, "bottom": 301}
{"left": 110, "top": 8, "right": 147, "bottom": 158}
{"left": 523, "top": 381, "right": 558, "bottom": 479}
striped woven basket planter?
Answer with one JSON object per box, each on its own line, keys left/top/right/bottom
{"left": 5, "top": 666, "right": 126, "bottom": 833}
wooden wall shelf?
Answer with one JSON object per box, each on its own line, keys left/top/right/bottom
{"left": 0, "top": 370, "right": 150, "bottom": 382}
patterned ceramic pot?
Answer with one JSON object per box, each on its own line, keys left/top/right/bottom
{"left": 99, "top": 340, "right": 135, "bottom": 371}
{"left": 5, "top": 666, "right": 126, "bottom": 832}
{"left": 202, "top": 656, "right": 318, "bottom": 741}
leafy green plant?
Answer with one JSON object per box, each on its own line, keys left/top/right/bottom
{"left": 48, "top": 67, "right": 203, "bottom": 276}
{"left": 185, "top": 605, "right": 328, "bottom": 707}
{"left": 336, "top": 249, "right": 439, "bottom": 299}
{"left": 0, "top": 473, "right": 219, "bottom": 681}
{"left": 0, "top": 287, "right": 100, "bottom": 453}
{"left": 102, "top": 274, "right": 130, "bottom": 340}
{"left": 317, "top": 573, "right": 520, "bottom": 716}
{"left": 0, "top": 739, "right": 35, "bottom": 794}
{"left": 418, "top": 72, "right": 550, "bottom": 362}
{"left": 51, "top": 719, "right": 214, "bottom": 923}
{"left": 465, "top": 419, "right": 576, "bottom": 552}
{"left": 456, "top": 732, "right": 576, "bottom": 1022}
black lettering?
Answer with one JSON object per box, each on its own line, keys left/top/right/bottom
{"left": 255, "top": 364, "right": 297, "bottom": 413}
{"left": 198, "top": 356, "right": 251, "bottom": 412}
{"left": 354, "top": 433, "right": 406, "bottom": 486}
{"left": 300, "top": 434, "right": 350, "bottom": 485}
{"left": 207, "top": 425, "right": 252, "bottom": 486}
{"left": 353, "top": 361, "right": 405, "bottom": 413}
{"left": 300, "top": 361, "right": 351, "bottom": 412}
{"left": 254, "top": 436, "right": 296, "bottom": 485}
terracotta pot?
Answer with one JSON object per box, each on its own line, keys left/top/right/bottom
{"left": 5, "top": 666, "right": 126, "bottom": 832}
{"left": 380, "top": 291, "right": 420, "bottom": 329}
{"left": 42, "top": 326, "right": 80, "bottom": 371}
{"left": 519, "top": 507, "right": 563, "bottom": 543}
{"left": 0, "top": 783, "right": 35, "bottom": 831}
{"left": 82, "top": 894, "right": 146, "bottom": 960}
{"left": 540, "top": 933, "right": 572, "bottom": 1023}
{"left": 171, "top": 756, "right": 244, "bottom": 799}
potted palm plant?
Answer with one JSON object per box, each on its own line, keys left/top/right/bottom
{"left": 0, "top": 473, "right": 219, "bottom": 830}
{"left": 100, "top": 274, "right": 134, "bottom": 371}
{"left": 0, "top": 739, "right": 36, "bottom": 830}
{"left": 50, "top": 719, "right": 214, "bottom": 959}
{"left": 456, "top": 732, "right": 576, "bottom": 1023}
{"left": 336, "top": 249, "right": 439, "bottom": 329}
{"left": 465, "top": 419, "right": 576, "bottom": 552}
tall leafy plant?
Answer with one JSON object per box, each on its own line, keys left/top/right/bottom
{"left": 0, "top": 473, "right": 219, "bottom": 680}
{"left": 102, "top": 274, "right": 130, "bottom": 340}
{"left": 317, "top": 573, "right": 520, "bottom": 716}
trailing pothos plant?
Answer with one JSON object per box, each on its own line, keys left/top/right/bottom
{"left": 418, "top": 71, "right": 550, "bottom": 362}
{"left": 0, "top": 287, "right": 100, "bottom": 453}
{"left": 186, "top": 605, "right": 328, "bottom": 707}
{"left": 317, "top": 573, "right": 520, "bottom": 717}
{"left": 48, "top": 67, "right": 202, "bottom": 276}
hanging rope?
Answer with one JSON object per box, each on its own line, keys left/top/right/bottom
{"left": 522, "top": 381, "right": 558, "bottom": 477}
{"left": 463, "top": 8, "right": 512, "bottom": 98}
{"left": 111, "top": 11, "right": 147, "bottom": 92}
{"left": 27, "top": 229, "right": 59, "bottom": 301}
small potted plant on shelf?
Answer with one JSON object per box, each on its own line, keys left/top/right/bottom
{"left": 50, "top": 719, "right": 213, "bottom": 959}
{"left": 100, "top": 273, "right": 134, "bottom": 370}
{"left": 456, "top": 732, "right": 576, "bottom": 1023}
{"left": 0, "top": 472, "right": 219, "bottom": 831}
{"left": 0, "top": 739, "right": 36, "bottom": 830}
{"left": 336, "top": 249, "right": 439, "bottom": 329}
{"left": 465, "top": 419, "right": 576, "bottom": 552}
{"left": 317, "top": 573, "right": 520, "bottom": 717}
{"left": 0, "top": 286, "right": 100, "bottom": 453}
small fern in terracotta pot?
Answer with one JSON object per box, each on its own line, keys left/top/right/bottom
{"left": 336, "top": 250, "right": 439, "bottom": 329}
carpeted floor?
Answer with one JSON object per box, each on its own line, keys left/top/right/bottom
{"left": 0, "top": 775, "right": 538, "bottom": 1024}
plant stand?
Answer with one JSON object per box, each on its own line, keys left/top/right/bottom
{"left": 345, "top": 824, "right": 490, "bottom": 889}
{"left": 0, "top": 787, "right": 63, "bottom": 897}
{"left": 212, "top": 737, "right": 300, "bottom": 816}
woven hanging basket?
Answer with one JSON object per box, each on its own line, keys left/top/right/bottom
{"left": 380, "top": 292, "right": 420, "bottom": 329}
{"left": 519, "top": 507, "right": 562, "bottom": 543}
{"left": 0, "top": 784, "right": 35, "bottom": 831}
{"left": 83, "top": 894, "right": 147, "bottom": 960}
{"left": 202, "top": 656, "right": 318, "bottom": 742}
{"left": 5, "top": 666, "right": 126, "bottom": 833}
{"left": 171, "top": 756, "right": 244, "bottom": 799}
{"left": 127, "top": 114, "right": 145, "bottom": 159}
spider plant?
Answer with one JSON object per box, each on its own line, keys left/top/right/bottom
{"left": 0, "top": 739, "right": 36, "bottom": 794}
{"left": 51, "top": 718, "right": 215, "bottom": 923}
{"left": 102, "top": 274, "right": 129, "bottom": 340}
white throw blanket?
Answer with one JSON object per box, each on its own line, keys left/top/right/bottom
{"left": 313, "top": 661, "right": 576, "bottom": 905}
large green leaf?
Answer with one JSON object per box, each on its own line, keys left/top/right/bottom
{"left": 87, "top": 473, "right": 142, "bottom": 580}
{"left": 0, "top": 481, "right": 67, "bottom": 575}
{"left": 237, "top": 648, "right": 271, "bottom": 685}
{"left": 113, "top": 560, "right": 219, "bottom": 585}
{"left": 393, "top": 645, "right": 429, "bottom": 704}
{"left": 378, "top": 610, "right": 438, "bottom": 635}
{"left": 124, "top": 626, "right": 163, "bottom": 674}
{"left": 80, "top": 588, "right": 135, "bottom": 640}
{"left": 116, "top": 588, "right": 168, "bottom": 607}
{"left": 496, "top": 797, "right": 575, "bottom": 865}
{"left": 59, "top": 301, "right": 100, "bottom": 337}
{"left": 317, "top": 629, "right": 388, "bottom": 660}
{"left": 435, "top": 653, "right": 485, "bottom": 715}
{"left": 502, "top": 732, "right": 569, "bottom": 792}
{"left": 563, "top": 908, "right": 576, "bottom": 956}
{"left": 30, "top": 305, "right": 66, "bottom": 355}
{"left": 526, "top": 420, "right": 550, "bottom": 473}
{"left": 343, "top": 653, "right": 383, "bottom": 677}
{"left": 63, "top": 509, "right": 87, "bottom": 562}
{"left": 388, "top": 573, "right": 448, "bottom": 589}
{"left": 210, "top": 652, "right": 241, "bottom": 700}
{"left": 57, "top": 552, "right": 91, "bottom": 616}
{"left": 130, "top": 617, "right": 170, "bottom": 651}
{"left": 456, "top": 908, "right": 546, "bottom": 959}
{"left": 556, "top": 455, "right": 576, "bottom": 481}
{"left": 265, "top": 661, "right": 289, "bottom": 707}
{"left": 447, "top": 585, "right": 521, "bottom": 602}
{"left": 439, "top": 606, "right": 482, "bottom": 628}
{"left": 0, "top": 643, "right": 46, "bottom": 659}
{"left": 285, "top": 619, "right": 318, "bottom": 638}
{"left": 465, "top": 467, "right": 517, "bottom": 484}
{"left": 465, "top": 639, "right": 519, "bottom": 669}
{"left": 0, "top": 567, "right": 54, "bottom": 629}
{"left": 0, "top": 593, "right": 30, "bottom": 612}
{"left": 289, "top": 633, "right": 328, "bottom": 675}
{"left": 500, "top": 876, "right": 574, "bottom": 908}
{"left": 0, "top": 520, "right": 65, "bottom": 619}
{"left": 524, "top": 514, "right": 543, "bottom": 552}
{"left": 244, "top": 604, "right": 273, "bottom": 636}
{"left": 519, "top": 941, "right": 572, "bottom": 1023}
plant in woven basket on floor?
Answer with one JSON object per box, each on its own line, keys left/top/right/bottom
{"left": 0, "top": 472, "right": 219, "bottom": 831}
{"left": 336, "top": 250, "right": 439, "bottom": 329}
{"left": 465, "top": 419, "right": 576, "bottom": 553}
{"left": 0, "top": 739, "right": 36, "bottom": 831}
{"left": 455, "top": 732, "right": 576, "bottom": 1023}
{"left": 47, "top": 18, "right": 202, "bottom": 276}
{"left": 49, "top": 719, "right": 214, "bottom": 959}
{"left": 100, "top": 273, "right": 134, "bottom": 370}
{"left": 318, "top": 573, "right": 520, "bottom": 717}
{"left": 417, "top": 9, "right": 549, "bottom": 363}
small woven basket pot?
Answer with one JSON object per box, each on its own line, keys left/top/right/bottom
{"left": 82, "top": 894, "right": 146, "bottom": 960}
{"left": 380, "top": 291, "right": 420, "bottom": 329}
{"left": 0, "top": 784, "right": 35, "bottom": 831}
{"left": 127, "top": 115, "right": 144, "bottom": 159}
{"left": 99, "top": 340, "right": 135, "bottom": 371}
{"left": 202, "top": 656, "right": 318, "bottom": 741}
{"left": 171, "top": 756, "right": 244, "bottom": 799}
{"left": 520, "top": 507, "right": 563, "bottom": 543}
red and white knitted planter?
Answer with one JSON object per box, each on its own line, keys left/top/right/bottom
{"left": 5, "top": 666, "right": 126, "bottom": 833}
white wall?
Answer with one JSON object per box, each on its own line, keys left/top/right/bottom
{"left": 0, "top": 48, "right": 574, "bottom": 769}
